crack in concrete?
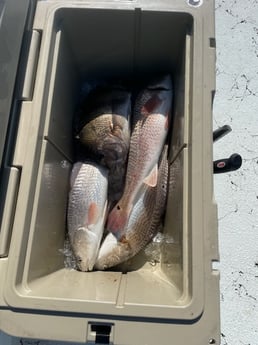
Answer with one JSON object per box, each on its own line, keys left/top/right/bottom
{"left": 218, "top": 204, "right": 238, "bottom": 221}
{"left": 230, "top": 19, "right": 248, "bottom": 30}
{"left": 228, "top": 74, "right": 257, "bottom": 102}
{"left": 235, "top": 283, "right": 257, "bottom": 301}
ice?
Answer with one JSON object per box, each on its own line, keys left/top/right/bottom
{"left": 144, "top": 232, "right": 176, "bottom": 265}
{"left": 59, "top": 237, "right": 77, "bottom": 270}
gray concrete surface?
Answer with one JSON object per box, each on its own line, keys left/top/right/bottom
{"left": 0, "top": 0, "right": 257, "bottom": 344}
{"left": 213, "top": 0, "right": 258, "bottom": 344}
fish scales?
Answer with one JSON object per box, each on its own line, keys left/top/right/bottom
{"left": 76, "top": 85, "right": 131, "bottom": 162}
{"left": 126, "top": 112, "right": 168, "bottom": 187}
{"left": 127, "top": 144, "right": 169, "bottom": 249}
{"left": 106, "top": 75, "right": 172, "bottom": 239}
{"left": 68, "top": 164, "right": 106, "bottom": 226}
{"left": 95, "top": 145, "right": 169, "bottom": 270}
{"left": 127, "top": 84, "right": 171, "bottom": 179}
{"left": 67, "top": 161, "right": 108, "bottom": 271}
{"left": 76, "top": 85, "right": 131, "bottom": 203}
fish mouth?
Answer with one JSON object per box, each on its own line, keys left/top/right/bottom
{"left": 76, "top": 257, "right": 94, "bottom": 272}
{"left": 71, "top": 227, "right": 100, "bottom": 272}
{"left": 94, "top": 235, "right": 132, "bottom": 270}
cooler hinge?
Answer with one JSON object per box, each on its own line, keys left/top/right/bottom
{"left": 12, "top": 29, "right": 42, "bottom": 167}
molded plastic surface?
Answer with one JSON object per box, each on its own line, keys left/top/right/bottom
{"left": 0, "top": 1, "right": 219, "bottom": 344}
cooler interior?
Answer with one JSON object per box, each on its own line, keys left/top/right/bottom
{"left": 12, "top": 7, "right": 194, "bottom": 318}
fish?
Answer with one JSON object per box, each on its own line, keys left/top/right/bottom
{"left": 75, "top": 83, "right": 131, "bottom": 203}
{"left": 67, "top": 161, "right": 108, "bottom": 271}
{"left": 106, "top": 75, "right": 172, "bottom": 239}
{"left": 95, "top": 145, "right": 169, "bottom": 270}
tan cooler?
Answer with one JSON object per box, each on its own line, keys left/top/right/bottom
{"left": 0, "top": 0, "right": 219, "bottom": 344}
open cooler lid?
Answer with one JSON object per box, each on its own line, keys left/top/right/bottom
{"left": 0, "top": 0, "right": 37, "bottom": 257}
{"left": 0, "top": 0, "right": 36, "bottom": 169}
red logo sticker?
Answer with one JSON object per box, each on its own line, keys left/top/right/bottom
{"left": 217, "top": 161, "right": 226, "bottom": 168}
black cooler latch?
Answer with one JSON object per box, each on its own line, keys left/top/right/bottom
{"left": 87, "top": 323, "right": 113, "bottom": 344}
{"left": 213, "top": 125, "right": 242, "bottom": 174}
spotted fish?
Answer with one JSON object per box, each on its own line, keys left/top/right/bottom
{"left": 67, "top": 161, "right": 108, "bottom": 271}
{"left": 106, "top": 75, "right": 172, "bottom": 240}
{"left": 95, "top": 145, "right": 169, "bottom": 270}
{"left": 75, "top": 84, "right": 131, "bottom": 203}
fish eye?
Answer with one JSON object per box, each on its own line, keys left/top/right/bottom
{"left": 117, "top": 205, "right": 121, "bottom": 210}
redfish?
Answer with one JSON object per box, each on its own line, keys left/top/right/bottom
{"left": 95, "top": 145, "right": 168, "bottom": 270}
{"left": 106, "top": 75, "right": 172, "bottom": 239}
{"left": 67, "top": 161, "right": 108, "bottom": 271}
{"left": 75, "top": 84, "right": 131, "bottom": 203}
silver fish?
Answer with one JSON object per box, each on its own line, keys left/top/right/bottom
{"left": 106, "top": 75, "right": 172, "bottom": 239}
{"left": 67, "top": 161, "right": 108, "bottom": 271}
{"left": 75, "top": 84, "right": 131, "bottom": 203}
{"left": 95, "top": 145, "right": 169, "bottom": 270}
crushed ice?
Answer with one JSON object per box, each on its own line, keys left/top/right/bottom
{"left": 144, "top": 232, "right": 175, "bottom": 264}
{"left": 59, "top": 237, "right": 77, "bottom": 270}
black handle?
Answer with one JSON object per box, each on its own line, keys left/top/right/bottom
{"left": 213, "top": 125, "right": 232, "bottom": 142}
{"left": 213, "top": 154, "right": 242, "bottom": 174}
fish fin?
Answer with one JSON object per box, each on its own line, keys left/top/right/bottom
{"left": 87, "top": 202, "right": 99, "bottom": 225}
{"left": 143, "top": 164, "right": 158, "bottom": 187}
{"left": 141, "top": 94, "right": 163, "bottom": 116}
